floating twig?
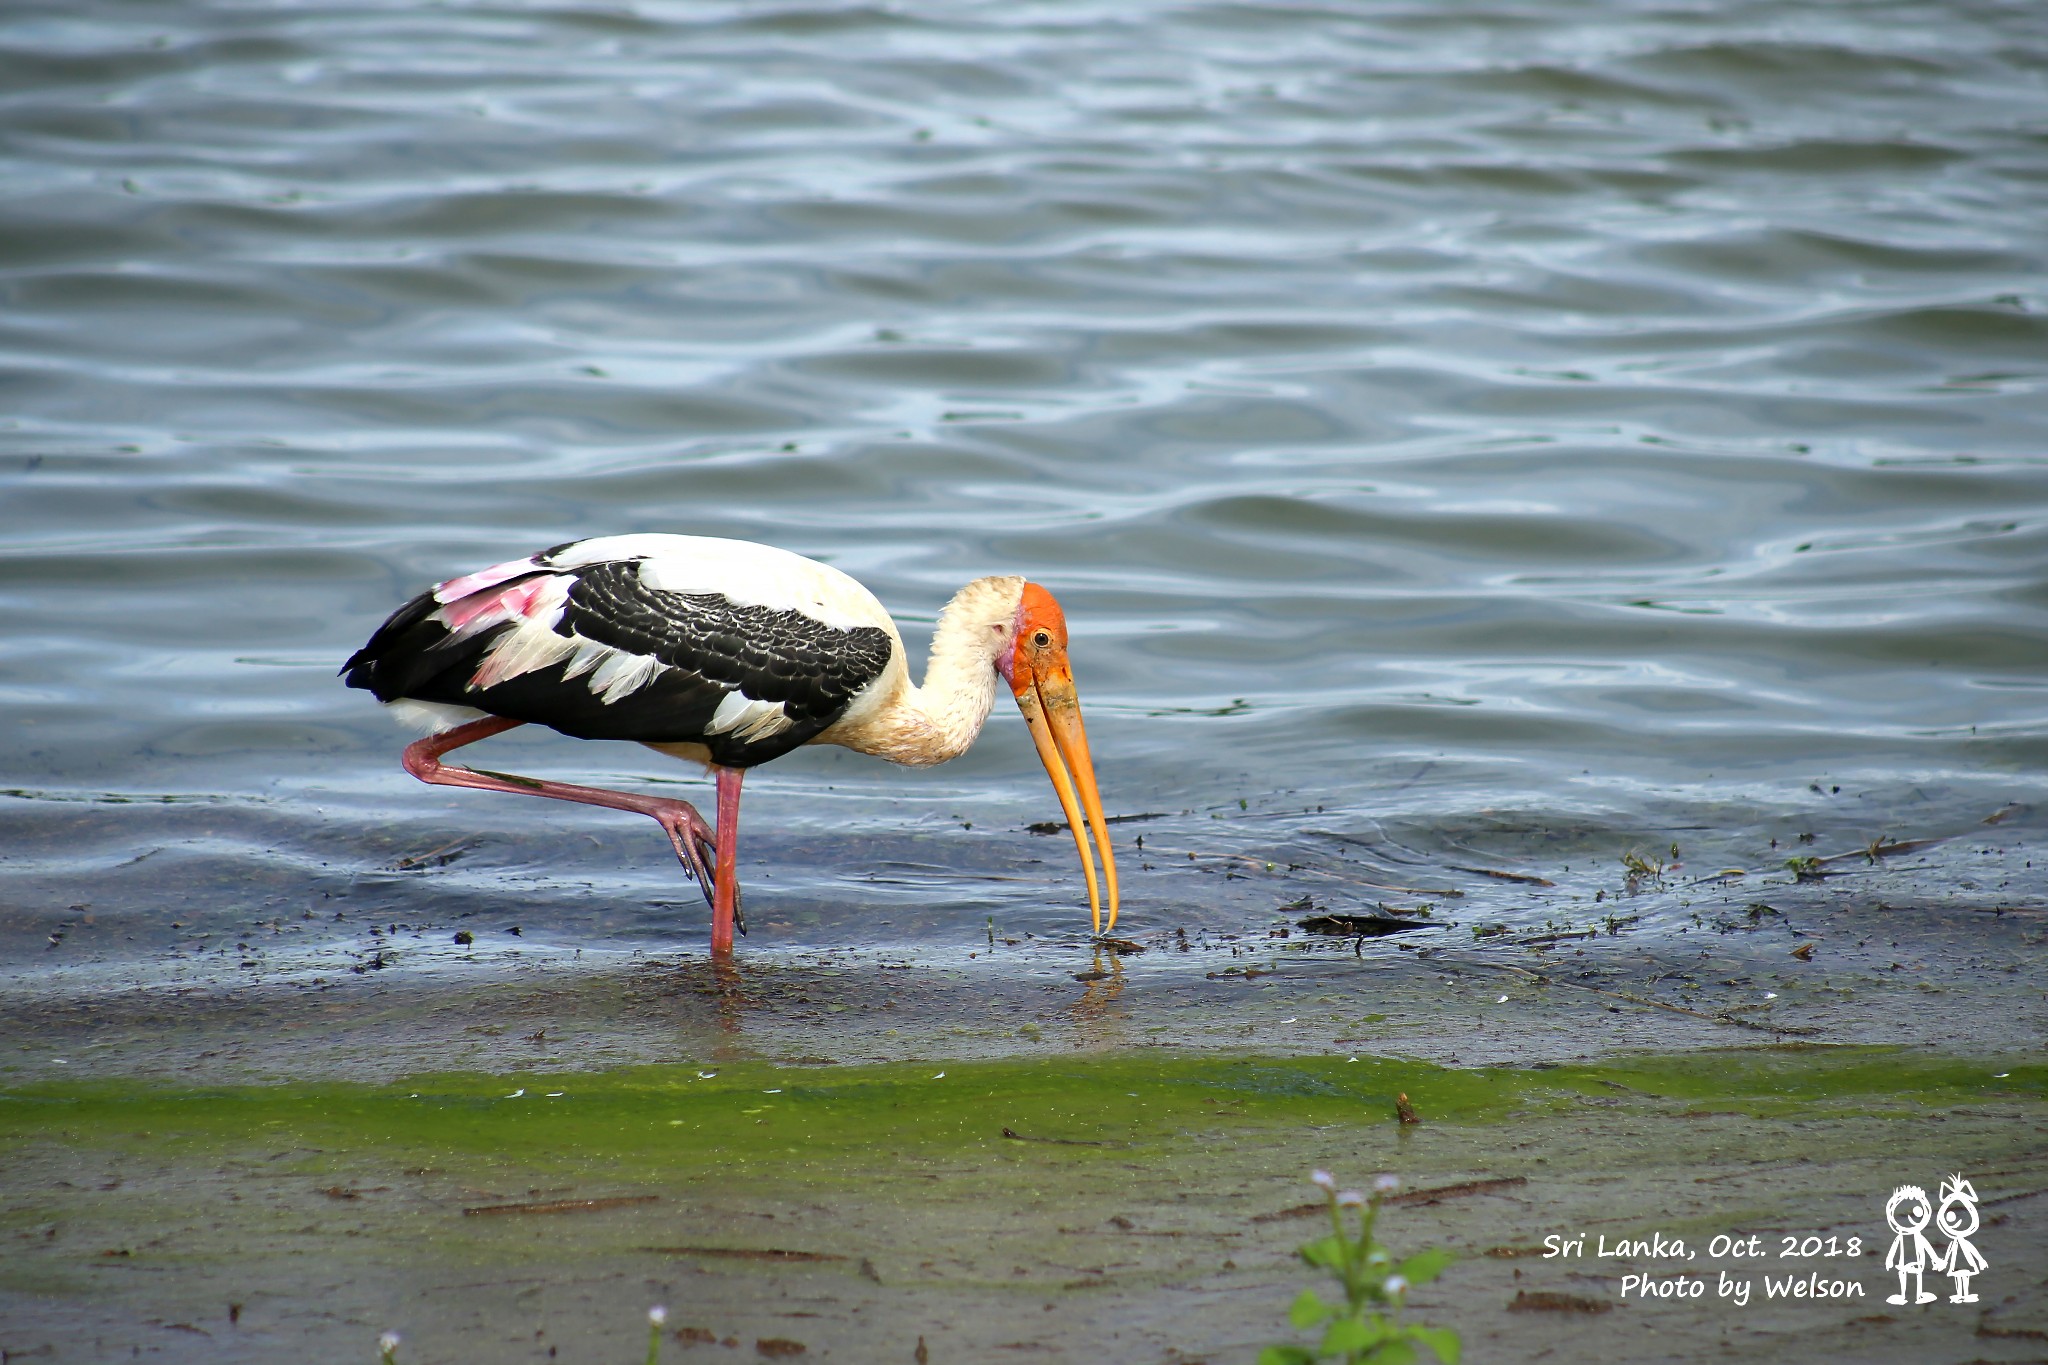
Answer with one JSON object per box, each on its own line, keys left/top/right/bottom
{"left": 1027, "top": 812, "right": 1171, "bottom": 835}
{"left": 1386, "top": 1174, "right": 1525, "bottom": 1205}
{"left": 1001, "top": 1127, "right": 1120, "bottom": 1147}
{"left": 392, "top": 837, "right": 476, "bottom": 871}
{"left": 464, "top": 1195, "right": 659, "bottom": 1217}
{"left": 1448, "top": 865, "right": 1556, "bottom": 887}
{"left": 1509, "top": 1290, "right": 1612, "bottom": 1314}
{"left": 641, "top": 1246, "right": 844, "bottom": 1262}
{"left": 1300, "top": 912, "right": 1436, "bottom": 938}
{"left": 1254, "top": 1174, "right": 1521, "bottom": 1225}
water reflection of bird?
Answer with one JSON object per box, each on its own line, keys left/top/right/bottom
{"left": 341, "top": 534, "right": 1118, "bottom": 956}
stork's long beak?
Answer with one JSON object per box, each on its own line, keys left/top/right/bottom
{"left": 1009, "top": 610, "right": 1120, "bottom": 936}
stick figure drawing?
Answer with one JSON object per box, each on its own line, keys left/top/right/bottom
{"left": 1934, "top": 1174, "right": 1986, "bottom": 1303}
{"left": 1884, "top": 1184, "right": 1938, "bottom": 1306}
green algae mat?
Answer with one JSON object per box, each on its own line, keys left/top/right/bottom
{"left": 4, "top": 1046, "right": 2043, "bottom": 1363}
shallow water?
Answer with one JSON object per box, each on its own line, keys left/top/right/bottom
{"left": 3, "top": 3, "right": 2045, "bottom": 989}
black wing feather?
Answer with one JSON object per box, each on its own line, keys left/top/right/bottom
{"left": 564, "top": 562, "right": 892, "bottom": 729}
{"left": 342, "top": 557, "right": 896, "bottom": 767}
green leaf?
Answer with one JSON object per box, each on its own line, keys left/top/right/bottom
{"left": 1319, "top": 1317, "right": 1379, "bottom": 1355}
{"left": 1290, "top": 1288, "right": 1334, "bottom": 1330}
{"left": 1407, "top": 1325, "right": 1462, "bottom": 1365}
{"left": 1372, "top": 1341, "right": 1418, "bottom": 1365}
{"left": 1395, "top": 1246, "right": 1454, "bottom": 1286}
{"left": 1257, "top": 1347, "right": 1317, "bottom": 1365}
{"left": 1299, "top": 1235, "right": 1345, "bottom": 1270}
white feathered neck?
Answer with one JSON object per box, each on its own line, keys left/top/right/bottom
{"left": 815, "top": 575, "right": 1025, "bottom": 766}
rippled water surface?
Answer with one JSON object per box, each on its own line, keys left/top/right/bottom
{"left": 4, "top": 0, "right": 2045, "bottom": 978}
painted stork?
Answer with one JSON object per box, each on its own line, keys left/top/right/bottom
{"left": 341, "top": 534, "right": 1119, "bottom": 956}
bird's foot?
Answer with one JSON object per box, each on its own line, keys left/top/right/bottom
{"left": 655, "top": 810, "right": 737, "bottom": 941}
{"left": 654, "top": 807, "right": 720, "bottom": 909}
{"left": 654, "top": 809, "right": 742, "bottom": 933}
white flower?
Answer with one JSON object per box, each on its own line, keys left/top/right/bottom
{"left": 648, "top": 1306, "right": 668, "bottom": 1326}
{"left": 1310, "top": 1169, "right": 1336, "bottom": 1191}
{"left": 1336, "top": 1189, "right": 1366, "bottom": 1208}
{"left": 378, "top": 1331, "right": 402, "bottom": 1355}
{"left": 1384, "top": 1274, "right": 1409, "bottom": 1298}
{"left": 1373, "top": 1174, "right": 1401, "bottom": 1194}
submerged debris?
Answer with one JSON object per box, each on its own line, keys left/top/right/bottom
{"left": 1300, "top": 911, "right": 1435, "bottom": 938}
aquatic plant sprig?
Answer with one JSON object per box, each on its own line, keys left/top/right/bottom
{"left": 1259, "top": 1172, "right": 1459, "bottom": 1365}
{"left": 646, "top": 1305, "right": 668, "bottom": 1365}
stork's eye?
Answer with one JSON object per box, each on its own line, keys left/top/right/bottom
{"left": 1033, "top": 630, "right": 1051, "bottom": 648}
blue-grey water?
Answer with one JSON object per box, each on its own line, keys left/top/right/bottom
{"left": 2, "top": 0, "right": 2044, "bottom": 1009}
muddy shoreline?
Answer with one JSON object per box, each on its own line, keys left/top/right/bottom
{"left": 4, "top": 1048, "right": 2043, "bottom": 1363}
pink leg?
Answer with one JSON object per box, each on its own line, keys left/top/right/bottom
{"left": 400, "top": 718, "right": 732, "bottom": 940}
{"left": 710, "top": 766, "right": 744, "bottom": 957}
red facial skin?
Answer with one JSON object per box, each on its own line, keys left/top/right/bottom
{"left": 1004, "top": 582, "right": 1119, "bottom": 934}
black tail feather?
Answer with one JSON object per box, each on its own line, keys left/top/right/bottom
{"left": 341, "top": 587, "right": 512, "bottom": 703}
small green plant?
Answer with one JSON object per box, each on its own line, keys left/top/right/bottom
{"left": 1259, "top": 1171, "right": 1459, "bottom": 1365}
{"left": 378, "top": 1332, "right": 400, "bottom": 1365}
{"left": 1619, "top": 847, "right": 1666, "bottom": 881}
